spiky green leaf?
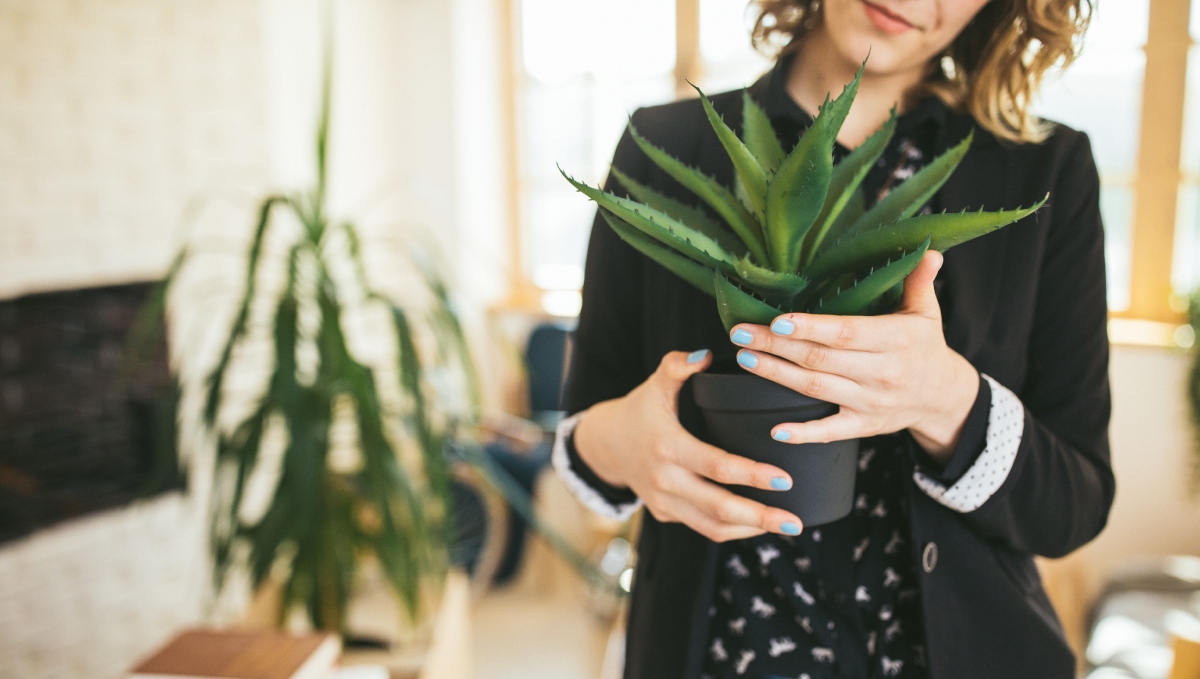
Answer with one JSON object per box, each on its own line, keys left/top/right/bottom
{"left": 601, "top": 211, "right": 715, "bottom": 296}
{"left": 816, "top": 237, "right": 930, "bottom": 315}
{"left": 839, "top": 130, "right": 974, "bottom": 243}
{"left": 806, "top": 198, "right": 1046, "bottom": 282}
{"left": 610, "top": 167, "right": 747, "bottom": 257}
{"left": 802, "top": 110, "right": 897, "bottom": 263}
{"left": 628, "top": 125, "right": 769, "bottom": 263}
{"left": 742, "top": 91, "right": 785, "bottom": 174}
{"left": 868, "top": 282, "right": 905, "bottom": 315}
{"left": 714, "top": 271, "right": 783, "bottom": 332}
{"left": 734, "top": 255, "right": 809, "bottom": 302}
{"left": 697, "top": 86, "right": 768, "bottom": 217}
{"left": 765, "top": 65, "right": 862, "bottom": 271}
{"left": 562, "top": 168, "right": 738, "bottom": 275}
{"left": 823, "top": 185, "right": 865, "bottom": 247}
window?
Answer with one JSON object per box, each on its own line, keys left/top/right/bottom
{"left": 698, "top": 0, "right": 771, "bottom": 93}
{"left": 1033, "top": 0, "right": 1147, "bottom": 312}
{"left": 516, "top": 0, "right": 678, "bottom": 316}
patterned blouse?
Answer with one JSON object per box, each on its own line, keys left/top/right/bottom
{"left": 704, "top": 435, "right": 925, "bottom": 678}
{"left": 700, "top": 119, "right": 936, "bottom": 679}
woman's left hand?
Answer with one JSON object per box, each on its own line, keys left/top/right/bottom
{"left": 728, "top": 251, "right": 979, "bottom": 462}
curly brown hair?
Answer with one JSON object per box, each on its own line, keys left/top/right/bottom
{"left": 751, "top": 0, "right": 1092, "bottom": 143}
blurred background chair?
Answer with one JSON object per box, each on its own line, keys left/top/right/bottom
{"left": 478, "top": 321, "right": 573, "bottom": 585}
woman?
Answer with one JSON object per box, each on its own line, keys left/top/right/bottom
{"left": 552, "top": 0, "right": 1112, "bottom": 677}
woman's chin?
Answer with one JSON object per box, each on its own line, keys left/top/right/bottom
{"left": 831, "top": 33, "right": 903, "bottom": 72}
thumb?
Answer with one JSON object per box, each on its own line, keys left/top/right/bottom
{"left": 900, "top": 250, "right": 944, "bottom": 316}
{"left": 653, "top": 349, "right": 712, "bottom": 396}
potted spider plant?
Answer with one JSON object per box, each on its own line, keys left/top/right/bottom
{"left": 562, "top": 64, "right": 1045, "bottom": 525}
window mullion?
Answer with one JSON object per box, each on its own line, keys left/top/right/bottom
{"left": 675, "top": 0, "right": 702, "bottom": 98}
{"left": 1127, "top": 0, "right": 1192, "bottom": 322}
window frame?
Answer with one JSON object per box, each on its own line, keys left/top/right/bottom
{"left": 1122, "top": 0, "right": 1192, "bottom": 324}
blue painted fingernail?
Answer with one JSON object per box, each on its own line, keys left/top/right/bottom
{"left": 781, "top": 522, "right": 801, "bottom": 535}
{"left": 687, "top": 349, "right": 709, "bottom": 364}
{"left": 736, "top": 351, "right": 758, "bottom": 369}
{"left": 770, "top": 477, "right": 791, "bottom": 490}
{"left": 730, "top": 329, "right": 754, "bottom": 346}
{"left": 771, "top": 319, "right": 795, "bottom": 335}
{"left": 773, "top": 430, "right": 792, "bottom": 441}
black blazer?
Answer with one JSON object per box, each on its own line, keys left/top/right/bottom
{"left": 562, "top": 73, "right": 1115, "bottom": 679}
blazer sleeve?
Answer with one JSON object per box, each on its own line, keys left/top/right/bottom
{"left": 920, "top": 132, "right": 1115, "bottom": 558}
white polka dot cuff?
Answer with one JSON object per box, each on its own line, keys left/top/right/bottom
{"left": 912, "top": 374, "right": 1025, "bottom": 513}
{"left": 551, "top": 412, "right": 643, "bottom": 521}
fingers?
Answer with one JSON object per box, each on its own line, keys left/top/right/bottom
{"left": 652, "top": 348, "right": 712, "bottom": 395}
{"left": 654, "top": 495, "right": 767, "bottom": 543}
{"left": 741, "top": 312, "right": 894, "bottom": 352}
{"left": 733, "top": 348, "right": 862, "bottom": 406}
{"left": 731, "top": 324, "right": 879, "bottom": 380}
{"left": 900, "top": 250, "right": 944, "bottom": 317}
{"left": 685, "top": 475, "right": 803, "bottom": 535}
{"left": 671, "top": 435, "right": 794, "bottom": 492}
{"left": 771, "top": 411, "right": 866, "bottom": 445}
{"left": 646, "top": 435, "right": 803, "bottom": 540}
{"left": 651, "top": 472, "right": 803, "bottom": 542}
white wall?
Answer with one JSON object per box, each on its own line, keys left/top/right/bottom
{"left": 1079, "top": 345, "right": 1200, "bottom": 575}
{"left": 0, "top": 0, "right": 273, "bottom": 299}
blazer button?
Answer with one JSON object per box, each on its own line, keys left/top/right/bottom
{"left": 922, "top": 542, "right": 938, "bottom": 573}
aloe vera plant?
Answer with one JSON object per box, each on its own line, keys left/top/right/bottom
{"left": 562, "top": 66, "right": 1046, "bottom": 331}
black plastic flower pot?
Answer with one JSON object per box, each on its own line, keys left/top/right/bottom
{"left": 691, "top": 370, "right": 859, "bottom": 527}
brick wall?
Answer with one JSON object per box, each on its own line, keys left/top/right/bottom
{"left": 0, "top": 2, "right": 272, "bottom": 677}
{"left": 0, "top": 0, "right": 272, "bottom": 299}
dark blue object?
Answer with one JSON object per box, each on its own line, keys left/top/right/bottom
{"left": 524, "top": 322, "right": 574, "bottom": 431}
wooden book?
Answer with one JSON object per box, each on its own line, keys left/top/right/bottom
{"left": 129, "top": 629, "right": 340, "bottom": 679}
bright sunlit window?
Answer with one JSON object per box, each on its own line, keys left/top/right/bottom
{"left": 1032, "top": 0, "right": 1148, "bottom": 311}
{"left": 518, "top": 0, "right": 677, "bottom": 309}
{"left": 698, "top": 0, "right": 771, "bottom": 92}
{"left": 516, "top": 0, "right": 774, "bottom": 315}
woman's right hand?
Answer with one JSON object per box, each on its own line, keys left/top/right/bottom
{"left": 572, "top": 349, "right": 805, "bottom": 542}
